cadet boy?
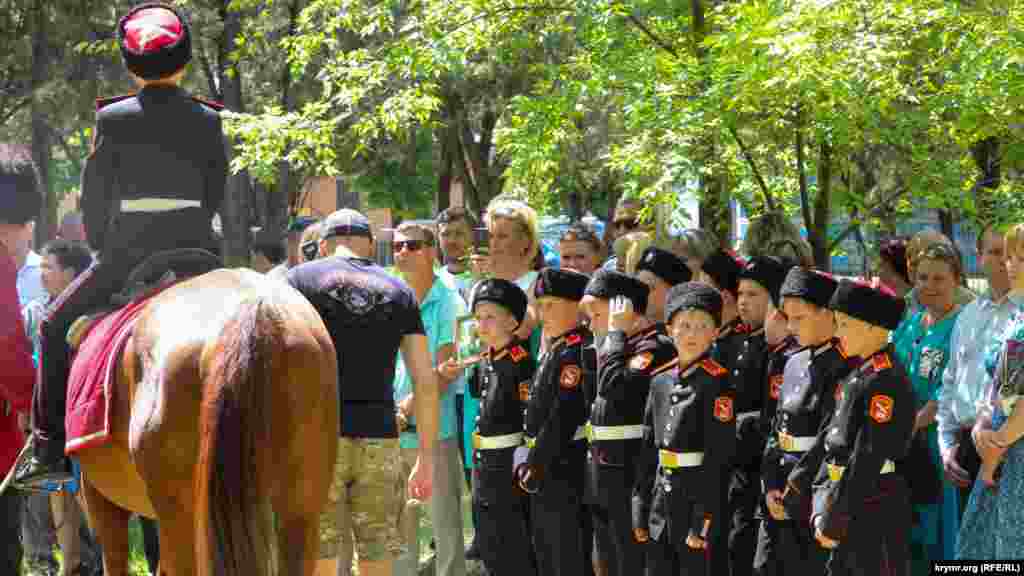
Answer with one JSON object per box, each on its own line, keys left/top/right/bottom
{"left": 792, "top": 279, "right": 912, "bottom": 576}
{"left": 455, "top": 278, "right": 537, "bottom": 576}
{"left": 633, "top": 282, "right": 736, "bottom": 576}
{"left": 772, "top": 268, "right": 859, "bottom": 573}
{"left": 580, "top": 269, "right": 677, "bottom": 576}
{"left": 633, "top": 246, "right": 692, "bottom": 324}
{"left": 518, "top": 268, "right": 594, "bottom": 576}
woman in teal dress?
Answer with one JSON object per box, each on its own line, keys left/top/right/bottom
{"left": 892, "top": 243, "right": 971, "bottom": 574}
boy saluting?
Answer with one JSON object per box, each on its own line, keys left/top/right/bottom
{"left": 633, "top": 282, "right": 736, "bottom": 576}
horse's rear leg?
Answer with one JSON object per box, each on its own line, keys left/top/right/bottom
{"left": 80, "top": 475, "right": 132, "bottom": 576}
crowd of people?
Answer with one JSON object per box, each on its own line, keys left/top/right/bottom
{"left": 0, "top": 4, "right": 1021, "bottom": 576}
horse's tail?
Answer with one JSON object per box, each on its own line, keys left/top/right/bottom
{"left": 195, "top": 296, "right": 278, "bottom": 576}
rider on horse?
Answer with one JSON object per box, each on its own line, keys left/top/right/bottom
{"left": 15, "top": 2, "right": 226, "bottom": 488}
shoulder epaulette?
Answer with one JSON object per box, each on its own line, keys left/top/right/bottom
{"left": 509, "top": 345, "right": 528, "bottom": 363}
{"left": 96, "top": 94, "right": 135, "bottom": 111}
{"left": 736, "top": 322, "right": 751, "bottom": 334}
{"left": 700, "top": 358, "right": 727, "bottom": 377}
{"left": 192, "top": 96, "right": 225, "bottom": 111}
{"left": 871, "top": 353, "right": 893, "bottom": 372}
{"left": 566, "top": 333, "right": 583, "bottom": 346}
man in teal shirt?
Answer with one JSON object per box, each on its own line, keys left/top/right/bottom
{"left": 393, "top": 222, "right": 467, "bottom": 576}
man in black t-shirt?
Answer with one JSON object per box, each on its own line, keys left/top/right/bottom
{"left": 287, "top": 209, "right": 439, "bottom": 576}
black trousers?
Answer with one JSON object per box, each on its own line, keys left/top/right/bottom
{"left": 0, "top": 490, "right": 23, "bottom": 575}
{"left": 726, "top": 415, "right": 766, "bottom": 576}
{"left": 531, "top": 451, "right": 587, "bottom": 576}
{"left": 590, "top": 466, "right": 645, "bottom": 576}
{"left": 752, "top": 515, "right": 828, "bottom": 576}
{"left": 140, "top": 516, "right": 159, "bottom": 574}
{"left": 645, "top": 522, "right": 708, "bottom": 576}
{"left": 35, "top": 257, "right": 131, "bottom": 460}
{"left": 955, "top": 426, "right": 981, "bottom": 520}
{"left": 476, "top": 466, "right": 536, "bottom": 576}
{"left": 824, "top": 477, "right": 910, "bottom": 576}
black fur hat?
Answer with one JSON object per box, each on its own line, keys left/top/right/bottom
{"left": 584, "top": 269, "right": 650, "bottom": 315}
{"left": 665, "top": 282, "right": 724, "bottom": 327}
{"left": 535, "top": 267, "right": 589, "bottom": 302}
{"left": 829, "top": 279, "right": 905, "bottom": 331}
{"left": 635, "top": 246, "right": 692, "bottom": 287}
{"left": 472, "top": 278, "right": 529, "bottom": 326}
{"left": 779, "top": 267, "right": 838, "bottom": 309}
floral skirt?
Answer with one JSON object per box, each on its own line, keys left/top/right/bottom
{"left": 956, "top": 411, "right": 1024, "bottom": 560}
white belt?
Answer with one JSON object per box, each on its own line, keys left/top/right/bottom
{"left": 584, "top": 422, "right": 646, "bottom": 442}
{"left": 827, "top": 459, "right": 896, "bottom": 481}
{"left": 659, "top": 450, "right": 704, "bottom": 468}
{"left": 524, "top": 426, "right": 587, "bottom": 448}
{"left": 778, "top": 431, "right": 816, "bottom": 453}
{"left": 1002, "top": 395, "right": 1019, "bottom": 415}
{"left": 737, "top": 410, "right": 760, "bottom": 420}
{"left": 120, "top": 198, "right": 202, "bottom": 213}
{"left": 472, "top": 432, "right": 523, "bottom": 450}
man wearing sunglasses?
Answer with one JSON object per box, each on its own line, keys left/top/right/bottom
{"left": 391, "top": 222, "right": 469, "bottom": 576}
{"left": 602, "top": 197, "right": 645, "bottom": 272}
{"left": 286, "top": 209, "right": 439, "bottom": 576}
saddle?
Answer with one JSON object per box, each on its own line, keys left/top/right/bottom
{"left": 67, "top": 249, "right": 221, "bottom": 348}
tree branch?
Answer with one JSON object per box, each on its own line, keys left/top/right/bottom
{"left": 795, "top": 118, "right": 812, "bottom": 231}
{"left": 827, "top": 185, "right": 913, "bottom": 251}
{"left": 728, "top": 125, "right": 774, "bottom": 211}
{"left": 625, "top": 13, "right": 679, "bottom": 59}
{"left": 0, "top": 95, "right": 32, "bottom": 126}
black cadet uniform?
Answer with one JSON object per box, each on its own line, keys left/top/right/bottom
{"left": 471, "top": 338, "right": 537, "bottom": 576}
{"left": 520, "top": 268, "right": 594, "bottom": 576}
{"left": 770, "top": 269, "right": 858, "bottom": 574}
{"left": 633, "top": 283, "right": 735, "bottom": 576}
{"left": 726, "top": 255, "right": 791, "bottom": 576}
{"left": 793, "top": 280, "right": 912, "bottom": 576}
{"left": 583, "top": 270, "right": 677, "bottom": 576}
{"left": 23, "top": 3, "right": 226, "bottom": 481}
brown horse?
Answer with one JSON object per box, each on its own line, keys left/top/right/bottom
{"left": 72, "top": 268, "right": 338, "bottom": 576}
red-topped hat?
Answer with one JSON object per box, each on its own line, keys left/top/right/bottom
{"left": 118, "top": 3, "right": 192, "bottom": 80}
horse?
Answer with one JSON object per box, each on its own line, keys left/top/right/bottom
{"left": 70, "top": 267, "right": 338, "bottom": 576}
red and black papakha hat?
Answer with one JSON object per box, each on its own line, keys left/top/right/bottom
{"left": 701, "top": 249, "right": 744, "bottom": 296}
{"left": 535, "top": 267, "right": 589, "bottom": 302}
{"left": 829, "top": 279, "right": 905, "bottom": 331}
{"left": 779, "top": 267, "right": 838, "bottom": 309}
{"left": 118, "top": 3, "right": 192, "bottom": 80}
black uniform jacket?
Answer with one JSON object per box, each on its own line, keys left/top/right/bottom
{"left": 471, "top": 339, "right": 535, "bottom": 470}
{"left": 632, "top": 353, "right": 736, "bottom": 543}
{"left": 525, "top": 326, "right": 594, "bottom": 474}
{"left": 590, "top": 323, "right": 678, "bottom": 467}
{"left": 807, "top": 347, "right": 914, "bottom": 541}
{"left": 82, "top": 85, "right": 226, "bottom": 260}
{"left": 770, "top": 338, "right": 859, "bottom": 495}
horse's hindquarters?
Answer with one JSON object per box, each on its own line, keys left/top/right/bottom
{"left": 77, "top": 441, "right": 156, "bottom": 519}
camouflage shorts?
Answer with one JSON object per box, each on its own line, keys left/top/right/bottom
{"left": 319, "top": 437, "right": 405, "bottom": 561}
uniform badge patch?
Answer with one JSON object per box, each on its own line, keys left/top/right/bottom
{"left": 560, "top": 365, "right": 582, "bottom": 389}
{"left": 869, "top": 395, "right": 894, "bottom": 423}
{"left": 713, "top": 396, "right": 734, "bottom": 422}
{"left": 518, "top": 381, "right": 531, "bottom": 402}
{"left": 871, "top": 353, "right": 892, "bottom": 372}
{"left": 769, "top": 375, "right": 783, "bottom": 400}
{"left": 630, "top": 352, "right": 653, "bottom": 371}
{"left": 510, "top": 346, "right": 527, "bottom": 363}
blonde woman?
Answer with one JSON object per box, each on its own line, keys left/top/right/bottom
{"left": 484, "top": 197, "right": 543, "bottom": 351}
{"left": 740, "top": 212, "right": 814, "bottom": 267}
{"left": 667, "top": 228, "right": 721, "bottom": 277}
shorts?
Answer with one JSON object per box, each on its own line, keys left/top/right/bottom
{"left": 319, "top": 437, "right": 404, "bottom": 561}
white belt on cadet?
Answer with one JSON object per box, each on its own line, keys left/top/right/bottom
{"left": 524, "top": 426, "right": 587, "bottom": 448}
{"left": 778, "top": 431, "right": 816, "bottom": 453}
{"left": 659, "top": 450, "right": 704, "bottom": 469}
{"left": 472, "top": 432, "right": 523, "bottom": 450}
{"left": 120, "top": 198, "right": 202, "bottom": 213}
{"left": 827, "top": 459, "right": 896, "bottom": 482}
{"left": 737, "top": 410, "right": 760, "bottom": 420}
{"left": 584, "top": 422, "right": 646, "bottom": 442}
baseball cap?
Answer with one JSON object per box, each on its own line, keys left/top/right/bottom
{"left": 320, "top": 209, "right": 373, "bottom": 240}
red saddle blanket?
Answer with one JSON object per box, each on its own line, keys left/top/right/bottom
{"left": 64, "top": 285, "right": 172, "bottom": 455}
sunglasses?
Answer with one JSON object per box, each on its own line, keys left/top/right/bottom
{"left": 614, "top": 218, "right": 638, "bottom": 231}
{"left": 393, "top": 239, "right": 429, "bottom": 253}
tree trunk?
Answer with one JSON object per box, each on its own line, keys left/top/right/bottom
{"left": 971, "top": 137, "right": 1000, "bottom": 224}
{"left": 218, "top": 1, "right": 250, "bottom": 267}
{"left": 691, "top": 0, "right": 730, "bottom": 245}
{"left": 267, "top": 0, "right": 304, "bottom": 238}
{"left": 811, "top": 142, "right": 833, "bottom": 270}
{"left": 938, "top": 209, "right": 954, "bottom": 241}
{"left": 31, "top": 0, "right": 53, "bottom": 247}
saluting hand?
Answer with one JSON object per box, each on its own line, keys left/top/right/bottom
{"left": 609, "top": 296, "right": 638, "bottom": 333}
{"left": 633, "top": 528, "right": 649, "bottom": 543}
{"left": 765, "top": 489, "right": 789, "bottom": 521}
